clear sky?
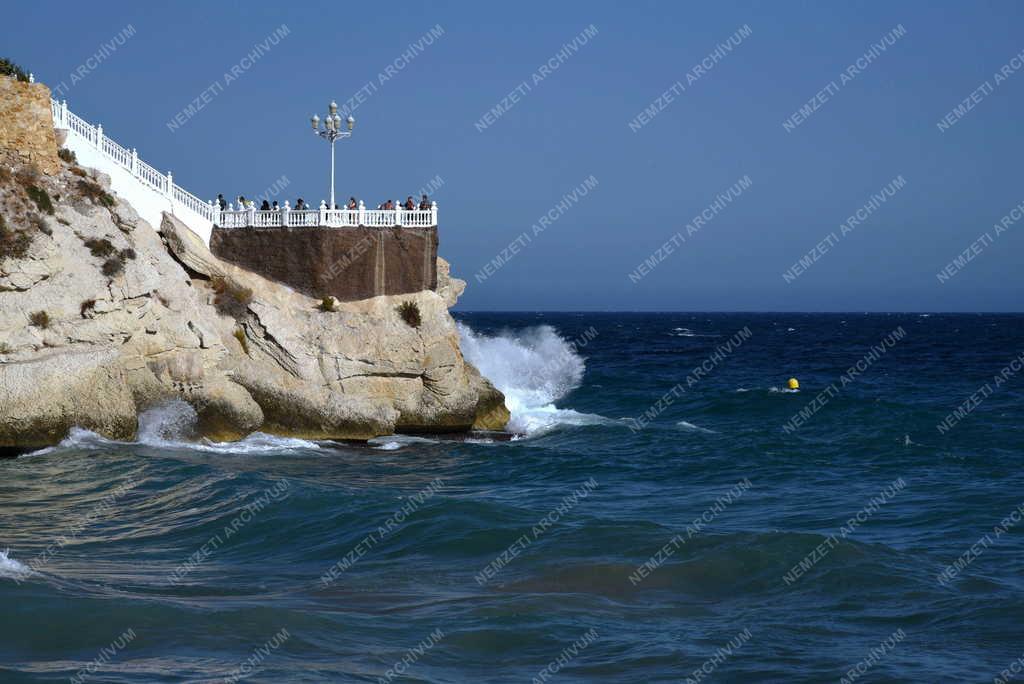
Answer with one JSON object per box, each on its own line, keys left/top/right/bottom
{"left": 7, "top": 1, "right": 1024, "bottom": 311}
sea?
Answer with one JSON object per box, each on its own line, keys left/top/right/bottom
{"left": 1, "top": 312, "right": 1022, "bottom": 683}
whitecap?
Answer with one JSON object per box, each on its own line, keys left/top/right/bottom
{"left": 367, "top": 434, "right": 442, "bottom": 451}
{"left": 22, "top": 426, "right": 118, "bottom": 457}
{"left": 0, "top": 549, "right": 31, "bottom": 580}
{"left": 367, "top": 435, "right": 438, "bottom": 448}
{"left": 677, "top": 420, "right": 717, "bottom": 434}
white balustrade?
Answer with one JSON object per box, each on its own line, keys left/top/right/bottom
{"left": 49, "top": 97, "right": 438, "bottom": 231}
{"left": 215, "top": 207, "right": 438, "bottom": 229}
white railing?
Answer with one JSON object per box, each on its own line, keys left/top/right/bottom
{"left": 49, "top": 98, "right": 439, "bottom": 231}
{"left": 217, "top": 201, "right": 439, "bottom": 229}
{"left": 51, "top": 98, "right": 216, "bottom": 223}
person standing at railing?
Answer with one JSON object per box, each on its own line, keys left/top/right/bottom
{"left": 295, "top": 198, "right": 307, "bottom": 210}
{"left": 272, "top": 201, "right": 279, "bottom": 210}
{"left": 260, "top": 200, "right": 271, "bottom": 210}
{"left": 348, "top": 197, "right": 358, "bottom": 210}
{"left": 217, "top": 193, "right": 227, "bottom": 210}
{"left": 404, "top": 196, "right": 416, "bottom": 210}
{"left": 419, "top": 194, "right": 431, "bottom": 210}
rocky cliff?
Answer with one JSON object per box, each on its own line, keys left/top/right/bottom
{"left": 0, "top": 80, "right": 508, "bottom": 447}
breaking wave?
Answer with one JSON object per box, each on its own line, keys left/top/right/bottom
{"left": 457, "top": 323, "right": 606, "bottom": 435}
{"left": 25, "top": 401, "right": 320, "bottom": 457}
{"left": 0, "top": 549, "right": 30, "bottom": 580}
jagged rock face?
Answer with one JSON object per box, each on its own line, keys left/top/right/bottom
{"left": 0, "top": 78, "right": 60, "bottom": 176}
{"left": 0, "top": 150, "right": 508, "bottom": 446}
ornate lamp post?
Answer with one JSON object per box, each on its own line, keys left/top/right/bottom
{"left": 310, "top": 101, "right": 355, "bottom": 210}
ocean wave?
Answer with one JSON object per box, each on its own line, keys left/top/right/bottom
{"left": 458, "top": 323, "right": 607, "bottom": 436}
{"left": 733, "top": 387, "right": 800, "bottom": 394}
{"left": 668, "top": 326, "right": 720, "bottom": 338}
{"left": 25, "top": 401, "right": 321, "bottom": 457}
{"left": 677, "top": 420, "right": 718, "bottom": 434}
{"left": 0, "top": 549, "right": 31, "bottom": 580}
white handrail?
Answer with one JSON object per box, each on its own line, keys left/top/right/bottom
{"left": 49, "top": 98, "right": 439, "bottom": 230}
{"left": 216, "top": 203, "right": 438, "bottom": 229}
{"left": 51, "top": 98, "right": 215, "bottom": 223}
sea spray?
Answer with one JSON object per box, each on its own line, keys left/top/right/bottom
{"left": 0, "top": 549, "right": 31, "bottom": 581}
{"left": 457, "top": 323, "right": 602, "bottom": 434}
{"left": 137, "top": 400, "right": 200, "bottom": 444}
{"left": 136, "top": 400, "right": 320, "bottom": 453}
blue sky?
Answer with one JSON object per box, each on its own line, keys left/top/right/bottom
{"left": 7, "top": 0, "right": 1024, "bottom": 311}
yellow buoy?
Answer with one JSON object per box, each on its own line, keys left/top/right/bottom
{"left": 787, "top": 378, "right": 800, "bottom": 390}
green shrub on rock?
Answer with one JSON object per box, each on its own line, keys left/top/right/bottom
{"left": 397, "top": 301, "right": 421, "bottom": 328}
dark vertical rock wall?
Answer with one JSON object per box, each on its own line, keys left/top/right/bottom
{"left": 209, "top": 226, "right": 438, "bottom": 301}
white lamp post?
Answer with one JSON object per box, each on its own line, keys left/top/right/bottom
{"left": 310, "top": 101, "right": 355, "bottom": 211}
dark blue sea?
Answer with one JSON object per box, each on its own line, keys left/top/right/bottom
{"left": 2, "top": 313, "right": 1023, "bottom": 683}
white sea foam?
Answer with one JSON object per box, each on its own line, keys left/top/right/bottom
{"left": 0, "top": 549, "right": 31, "bottom": 580}
{"left": 677, "top": 420, "right": 718, "bottom": 434}
{"left": 457, "top": 322, "right": 606, "bottom": 435}
{"left": 367, "top": 435, "right": 439, "bottom": 451}
{"left": 26, "top": 401, "right": 320, "bottom": 457}
{"left": 733, "top": 386, "right": 799, "bottom": 394}
{"left": 137, "top": 402, "right": 321, "bottom": 453}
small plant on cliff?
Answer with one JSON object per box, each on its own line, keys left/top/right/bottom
{"left": 0, "top": 166, "right": 10, "bottom": 184}
{"left": 80, "top": 299, "right": 96, "bottom": 317}
{"left": 120, "top": 247, "right": 136, "bottom": 261}
{"left": 318, "top": 296, "right": 338, "bottom": 312}
{"left": 396, "top": 301, "right": 421, "bottom": 328}
{"left": 0, "top": 342, "right": 11, "bottom": 354}
{"left": 0, "top": 58, "right": 29, "bottom": 83}
{"left": 0, "top": 215, "right": 32, "bottom": 261}
{"left": 29, "top": 310, "right": 50, "bottom": 329}
{"left": 76, "top": 179, "right": 116, "bottom": 207}
{"left": 101, "top": 256, "right": 124, "bottom": 277}
{"left": 83, "top": 237, "right": 115, "bottom": 257}
{"left": 57, "top": 148, "right": 77, "bottom": 164}
{"left": 211, "top": 276, "right": 254, "bottom": 318}
{"left": 25, "top": 185, "right": 54, "bottom": 215}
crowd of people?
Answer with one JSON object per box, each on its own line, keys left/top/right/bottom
{"left": 216, "top": 193, "right": 433, "bottom": 212}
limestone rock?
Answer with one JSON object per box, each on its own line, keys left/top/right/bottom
{"left": 436, "top": 257, "right": 466, "bottom": 308}
{"left": 0, "top": 349, "right": 137, "bottom": 447}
